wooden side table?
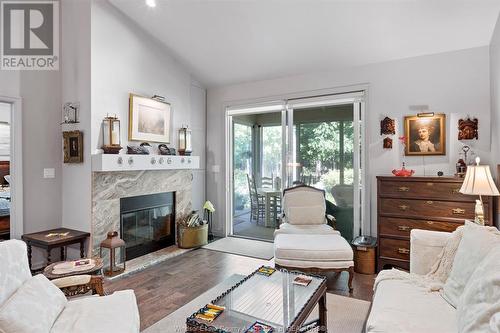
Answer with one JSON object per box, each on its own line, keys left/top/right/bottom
{"left": 21, "top": 227, "right": 90, "bottom": 271}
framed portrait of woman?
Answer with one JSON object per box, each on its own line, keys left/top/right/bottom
{"left": 404, "top": 114, "right": 446, "bottom": 156}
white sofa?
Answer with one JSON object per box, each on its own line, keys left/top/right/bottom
{"left": 366, "top": 229, "right": 456, "bottom": 332}
{"left": 0, "top": 240, "right": 140, "bottom": 333}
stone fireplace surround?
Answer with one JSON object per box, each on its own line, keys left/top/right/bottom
{"left": 91, "top": 169, "right": 192, "bottom": 258}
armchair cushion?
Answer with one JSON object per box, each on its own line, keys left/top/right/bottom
{"left": 286, "top": 205, "right": 325, "bottom": 225}
{"left": 0, "top": 240, "right": 32, "bottom": 305}
{"left": 274, "top": 223, "right": 340, "bottom": 236}
{"left": 50, "top": 290, "right": 140, "bottom": 333}
{"left": 0, "top": 274, "right": 67, "bottom": 333}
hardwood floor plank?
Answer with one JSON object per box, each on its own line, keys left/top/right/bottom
{"left": 104, "top": 248, "right": 375, "bottom": 331}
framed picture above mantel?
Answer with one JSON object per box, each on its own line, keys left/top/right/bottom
{"left": 404, "top": 113, "right": 446, "bottom": 156}
{"left": 128, "top": 94, "right": 171, "bottom": 143}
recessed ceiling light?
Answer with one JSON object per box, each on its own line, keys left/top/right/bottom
{"left": 146, "top": 0, "right": 156, "bottom": 8}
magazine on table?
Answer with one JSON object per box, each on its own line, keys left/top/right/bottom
{"left": 293, "top": 275, "right": 313, "bottom": 286}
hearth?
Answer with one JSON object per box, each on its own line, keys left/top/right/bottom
{"left": 120, "top": 192, "right": 175, "bottom": 261}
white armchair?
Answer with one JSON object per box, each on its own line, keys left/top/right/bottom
{"left": 0, "top": 240, "right": 140, "bottom": 333}
{"left": 273, "top": 185, "right": 355, "bottom": 292}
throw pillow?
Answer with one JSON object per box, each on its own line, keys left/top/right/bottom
{"left": 442, "top": 222, "right": 500, "bottom": 308}
{"left": 0, "top": 274, "right": 67, "bottom": 333}
{"left": 287, "top": 205, "right": 325, "bottom": 225}
{"left": 457, "top": 245, "right": 500, "bottom": 333}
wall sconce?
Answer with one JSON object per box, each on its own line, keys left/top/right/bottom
{"left": 178, "top": 125, "right": 192, "bottom": 156}
{"left": 102, "top": 114, "right": 122, "bottom": 154}
{"left": 99, "top": 231, "right": 126, "bottom": 277}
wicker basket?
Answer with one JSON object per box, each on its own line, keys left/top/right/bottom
{"left": 178, "top": 224, "right": 208, "bottom": 249}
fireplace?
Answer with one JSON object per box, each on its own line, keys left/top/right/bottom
{"left": 120, "top": 192, "right": 175, "bottom": 261}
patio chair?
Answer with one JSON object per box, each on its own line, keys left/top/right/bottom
{"left": 273, "top": 185, "right": 354, "bottom": 292}
{"left": 247, "top": 174, "right": 265, "bottom": 224}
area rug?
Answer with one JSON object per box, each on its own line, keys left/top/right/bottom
{"left": 202, "top": 236, "right": 274, "bottom": 260}
{"left": 143, "top": 274, "right": 370, "bottom": 333}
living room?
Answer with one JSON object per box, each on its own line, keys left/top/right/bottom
{"left": 1, "top": 1, "right": 500, "bottom": 332}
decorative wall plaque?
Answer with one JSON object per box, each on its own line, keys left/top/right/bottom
{"left": 380, "top": 117, "right": 395, "bottom": 135}
{"left": 383, "top": 137, "right": 393, "bottom": 149}
{"left": 458, "top": 117, "right": 478, "bottom": 140}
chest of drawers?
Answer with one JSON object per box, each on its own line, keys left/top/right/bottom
{"left": 377, "top": 176, "right": 494, "bottom": 271}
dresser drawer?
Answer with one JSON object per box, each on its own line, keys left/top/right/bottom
{"left": 379, "top": 217, "right": 460, "bottom": 239}
{"left": 379, "top": 198, "right": 485, "bottom": 221}
{"left": 379, "top": 238, "right": 410, "bottom": 261}
{"left": 379, "top": 180, "right": 468, "bottom": 201}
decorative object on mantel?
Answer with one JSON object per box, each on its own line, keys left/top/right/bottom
{"left": 101, "top": 114, "right": 122, "bottom": 154}
{"left": 63, "top": 130, "right": 83, "bottom": 163}
{"left": 437, "top": 171, "right": 444, "bottom": 177}
{"left": 99, "top": 231, "right": 126, "bottom": 277}
{"left": 62, "top": 102, "right": 79, "bottom": 124}
{"left": 203, "top": 200, "right": 215, "bottom": 241}
{"left": 178, "top": 212, "right": 208, "bottom": 249}
{"left": 380, "top": 117, "right": 395, "bottom": 135}
{"left": 140, "top": 142, "right": 154, "bottom": 154}
{"left": 158, "top": 143, "right": 176, "bottom": 155}
{"left": 178, "top": 124, "right": 192, "bottom": 156}
{"left": 129, "top": 93, "right": 171, "bottom": 143}
{"left": 458, "top": 117, "right": 478, "bottom": 140}
{"left": 404, "top": 113, "right": 446, "bottom": 156}
{"left": 459, "top": 157, "right": 500, "bottom": 225}
{"left": 383, "top": 137, "right": 392, "bottom": 149}
{"left": 127, "top": 144, "right": 150, "bottom": 155}
{"left": 392, "top": 136, "right": 415, "bottom": 177}
{"left": 455, "top": 158, "right": 467, "bottom": 178}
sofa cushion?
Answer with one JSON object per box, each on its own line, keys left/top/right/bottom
{"left": 0, "top": 240, "right": 32, "bottom": 306}
{"left": 457, "top": 245, "right": 500, "bottom": 333}
{"left": 274, "top": 234, "right": 353, "bottom": 261}
{"left": 366, "top": 278, "right": 457, "bottom": 333}
{"left": 50, "top": 290, "right": 140, "bottom": 333}
{"left": 274, "top": 222, "right": 340, "bottom": 236}
{"left": 0, "top": 274, "right": 67, "bottom": 333}
{"left": 286, "top": 205, "right": 325, "bottom": 225}
{"left": 443, "top": 222, "right": 500, "bottom": 307}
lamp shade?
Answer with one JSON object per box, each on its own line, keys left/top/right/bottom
{"left": 459, "top": 165, "right": 500, "bottom": 196}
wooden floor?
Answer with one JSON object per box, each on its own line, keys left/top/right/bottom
{"left": 104, "top": 248, "right": 375, "bottom": 331}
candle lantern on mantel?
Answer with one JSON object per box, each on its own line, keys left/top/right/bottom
{"left": 99, "top": 231, "right": 126, "bottom": 277}
{"left": 102, "top": 115, "right": 122, "bottom": 154}
{"left": 178, "top": 124, "right": 192, "bottom": 156}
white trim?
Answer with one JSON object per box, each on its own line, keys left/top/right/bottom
{"left": 225, "top": 111, "right": 232, "bottom": 237}
{"left": 287, "top": 92, "right": 365, "bottom": 109}
{"left": 0, "top": 95, "right": 23, "bottom": 239}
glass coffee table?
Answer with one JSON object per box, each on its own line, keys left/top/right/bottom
{"left": 187, "top": 266, "right": 328, "bottom": 332}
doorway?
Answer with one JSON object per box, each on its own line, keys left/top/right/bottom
{"left": 226, "top": 91, "right": 365, "bottom": 242}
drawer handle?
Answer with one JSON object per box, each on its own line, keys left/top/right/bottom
{"left": 452, "top": 208, "right": 466, "bottom": 215}
{"left": 426, "top": 200, "right": 434, "bottom": 205}
{"left": 426, "top": 221, "right": 434, "bottom": 225}
{"left": 452, "top": 188, "right": 460, "bottom": 194}
{"left": 426, "top": 182, "right": 434, "bottom": 186}
{"left": 398, "top": 186, "right": 410, "bottom": 192}
{"left": 398, "top": 205, "right": 409, "bottom": 211}
{"left": 398, "top": 248, "right": 410, "bottom": 254}
{"left": 397, "top": 225, "right": 410, "bottom": 231}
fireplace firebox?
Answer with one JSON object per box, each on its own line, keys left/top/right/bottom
{"left": 120, "top": 192, "right": 175, "bottom": 261}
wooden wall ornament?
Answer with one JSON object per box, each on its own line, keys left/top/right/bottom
{"left": 458, "top": 117, "right": 478, "bottom": 140}
{"left": 383, "top": 137, "right": 392, "bottom": 149}
{"left": 380, "top": 117, "right": 395, "bottom": 135}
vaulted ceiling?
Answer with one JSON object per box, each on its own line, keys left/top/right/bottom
{"left": 110, "top": 0, "right": 500, "bottom": 88}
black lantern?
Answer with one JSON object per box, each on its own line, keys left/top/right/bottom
{"left": 102, "top": 115, "right": 122, "bottom": 154}
{"left": 178, "top": 124, "right": 192, "bottom": 156}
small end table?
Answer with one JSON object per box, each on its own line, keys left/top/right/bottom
{"left": 22, "top": 227, "right": 90, "bottom": 271}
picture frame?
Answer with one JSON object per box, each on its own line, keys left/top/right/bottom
{"left": 404, "top": 114, "right": 446, "bottom": 156}
{"left": 63, "top": 130, "right": 83, "bottom": 163}
{"left": 129, "top": 94, "right": 171, "bottom": 143}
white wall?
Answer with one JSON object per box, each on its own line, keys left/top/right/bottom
{"left": 489, "top": 13, "right": 500, "bottom": 228}
{"left": 207, "top": 47, "right": 491, "bottom": 236}
{"left": 61, "top": 0, "right": 92, "bottom": 239}
{"left": 90, "top": 0, "right": 206, "bottom": 221}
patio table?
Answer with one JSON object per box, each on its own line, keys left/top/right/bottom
{"left": 257, "top": 188, "right": 281, "bottom": 227}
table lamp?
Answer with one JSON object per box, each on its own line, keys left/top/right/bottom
{"left": 459, "top": 157, "right": 500, "bottom": 225}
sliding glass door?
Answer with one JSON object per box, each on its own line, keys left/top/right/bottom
{"left": 226, "top": 93, "right": 365, "bottom": 242}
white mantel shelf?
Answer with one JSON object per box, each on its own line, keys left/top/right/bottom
{"left": 91, "top": 154, "right": 200, "bottom": 172}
